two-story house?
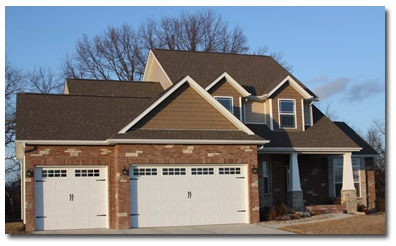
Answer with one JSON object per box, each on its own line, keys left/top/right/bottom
{"left": 15, "top": 49, "right": 377, "bottom": 232}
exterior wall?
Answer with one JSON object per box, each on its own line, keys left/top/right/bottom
{"left": 136, "top": 83, "right": 237, "bottom": 130}
{"left": 303, "top": 101, "right": 311, "bottom": 126}
{"left": 365, "top": 158, "right": 376, "bottom": 209}
{"left": 208, "top": 78, "right": 243, "bottom": 120}
{"left": 23, "top": 144, "right": 259, "bottom": 231}
{"left": 270, "top": 83, "right": 305, "bottom": 131}
{"left": 258, "top": 154, "right": 273, "bottom": 208}
{"left": 270, "top": 155, "right": 289, "bottom": 205}
{"left": 23, "top": 145, "right": 115, "bottom": 232}
{"left": 299, "top": 155, "right": 329, "bottom": 205}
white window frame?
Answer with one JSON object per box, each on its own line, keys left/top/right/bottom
{"left": 243, "top": 101, "right": 266, "bottom": 124}
{"left": 333, "top": 158, "right": 361, "bottom": 198}
{"left": 214, "top": 96, "right": 234, "bottom": 114}
{"left": 278, "top": 99, "right": 297, "bottom": 129}
{"left": 262, "top": 160, "right": 271, "bottom": 195}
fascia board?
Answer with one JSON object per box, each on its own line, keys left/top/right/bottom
{"left": 15, "top": 140, "right": 110, "bottom": 145}
{"left": 267, "top": 75, "right": 314, "bottom": 99}
{"left": 257, "top": 147, "right": 363, "bottom": 153}
{"left": 108, "top": 139, "right": 269, "bottom": 144}
{"left": 205, "top": 72, "right": 251, "bottom": 97}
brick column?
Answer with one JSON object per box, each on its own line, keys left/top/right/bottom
{"left": 113, "top": 145, "right": 131, "bottom": 229}
{"left": 365, "top": 158, "right": 376, "bottom": 209}
{"left": 287, "top": 153, "right": 304, "bottom": 211}
{"left": 341, "top": 153, "right": 357, "bottom": 213}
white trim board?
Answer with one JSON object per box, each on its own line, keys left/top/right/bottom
{"left": 118, "top": 75, "right": 255, "bottom": 135}
{"left": 142, "top": 50, "right": 173, "bottom": 89}
{"left": 205, "top": 72, "right": 251, "bottom": 97}
{"left": 258, "top": 147, "right": 362, "bottom": 153}
{"left": 267, "top": 75, "right": 314, "bottom": 99}
{"left": 108, "top": 139, "right": 269, "bottom": 144}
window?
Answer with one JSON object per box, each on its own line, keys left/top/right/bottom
{"left": 215, "top": 96, "right": 233, "bottom": 113}
{"left": 75, "top": 169, "right": 100, "bottom": 177}
{"left": 163, "top": 168, "right": 186, "bottom": 175}
{"left": 42, "top": 169, "right": 67, "bottom": 178}
{"left": 262, "top": 160, "right": 270, "bottom": 194}
{"left": 278, "top": 99, "right": 296, "bottom": 128}
{"left": 333, "top": 158, "right": 361, "bottom": 197}
{"left": 191, "top": 168, "right": 214, "bottom": 175}
{"left": 132, "top": 168, "right": 157, "bottom": 176}
{"left": 219, "top": 167, "right": 241, "bottom": 175}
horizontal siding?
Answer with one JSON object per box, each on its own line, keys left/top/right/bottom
{"left": 271, "top": 82, "right": 304, "bottom": 131}
{"left": 136, "top": 83, "right": 238, "bottom": 130}
{"left": 304, "top": 101, "right": 311, "bottom": 125}
{"left": 244, "top": 101, "right": 265, "bottom": 124}
{"left": 209, "top": 78, "right": 243, "bottom": 120}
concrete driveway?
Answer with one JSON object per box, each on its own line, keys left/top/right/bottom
{"left": 34, "top": 223, "right": 294, "bottom": 235}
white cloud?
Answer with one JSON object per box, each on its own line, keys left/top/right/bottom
{"left": 312, "top": 77, "right": 351, "bottom": 98}
{"left": 307, "top": 74, "right": 328, "bottom": 84}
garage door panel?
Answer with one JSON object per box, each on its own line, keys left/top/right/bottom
{"left": 34, "top": 167, "right": 108, "bottom": 231}
{"left": 130, "top": 165, "right": 248, "bottom": 228}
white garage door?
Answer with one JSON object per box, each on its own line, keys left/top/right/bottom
{"left": 34, "top": 166, "right": 108, "bottom": 231}
{"left": 130, "top": 165, "right": 248, "bottom": 228}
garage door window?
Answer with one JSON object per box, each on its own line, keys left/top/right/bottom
{"left": 133, "top": 168, "right": 157, "bottom": 176}
{"left": 42, "top": 169, "right": 67, "bottom": 178}
{"left": 219, "top": 167, "right": 241, "bottom": 175}
{"left": 163, "top": 168, "right": 186, "bottom": 175}
{"left": 191, "top": 168, "right": 214, "bottom": 175}
{"left": 75, "top": 169, "right": 100, "bottom": 177}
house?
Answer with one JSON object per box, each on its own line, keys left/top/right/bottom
{"left": 15, "top": 49, "right": 377, "bottom": 232}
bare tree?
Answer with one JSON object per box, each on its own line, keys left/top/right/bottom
{"left": 316, "top": 100, "right": 339, "bottom": 121}
{"left": 253, "top": 46, "right": 293, "bottom": 72}
{"left": 62, "top": 9, "right": 253, "bottom": 81}
{"left": 366, "top": 119, "right": 385, "bottom": 205}
{"left": 27, "top": 67, "right": 63, "bottom": 94}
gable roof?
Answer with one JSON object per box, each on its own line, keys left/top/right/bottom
{"left": 333, "top": 122, "right": 379, "bottom": 156}
{"left": 151, "top": 49, "right": 319, "bottom": 98}
{"left": 65, "top": 78, "right": 163, "bottom": 98}
{"left": 205, "top": 72, "right": 251, "bottom": 97}
{"left": 249, "top": 106, "right": 361, "bottom": 152}
{"left": 118, "top": 75, "right": 256, "bottom": 135}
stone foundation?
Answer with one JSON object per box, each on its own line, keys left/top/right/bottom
{"left": 287, "top": 191, "right": 304, "bottom": 211}
{"left": 341, "top": 189, "right": 357, "bottom": 213}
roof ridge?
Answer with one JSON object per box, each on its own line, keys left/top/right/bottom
{"left": 66, "top": 78, "right": 161, "bottom": 84}
{"left": 151, "top": 48, "right": 272, "bottom": 58}
{"left": 17, "top": 92, "right": 153, "bottom": 99}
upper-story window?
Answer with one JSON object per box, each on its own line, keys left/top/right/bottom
{"left": 215, "top": 96, "right": 233, "bottom": 113}
{"left": 278, "top": 99, "right": 296, "bottom": 129}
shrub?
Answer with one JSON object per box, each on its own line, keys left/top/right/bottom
{"left": 376, "top": 198, "right": 385, "bottom": 212}
{"left": 268, "top": 208, "right": 279, "bottom": 221}
{"left": 357, "top": 204, "right": 366, "bottom": 212}
{"left": 260, "top": 206, "right": 271, "bottom": 221}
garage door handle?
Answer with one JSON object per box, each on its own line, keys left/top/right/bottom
{"left": 187, "top": 191, "right": 192, "bottom": 199}
{"left": 69, "top": 194, "right": 74, "bottom": 201}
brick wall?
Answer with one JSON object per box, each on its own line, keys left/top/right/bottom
{"left": 365, "top": 158, "right": 376, "bottom": 209}
{"left": 299, "top": 155, "right": 329, "bottom": 205}
{"left": 23, "top": 144, "right": 259, "bottom": 231}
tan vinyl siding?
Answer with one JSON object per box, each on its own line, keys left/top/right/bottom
{"left": 136, "top": 83, "right": 238, "bottom": 130}
{"left": 304, "top": 101, "right": 312, "bottom": 126}
{"left": 208, "top": 78, "right": 243, "bottom": 120}
{"left": 265, "top": 100, "right": 270, "bottom": 126}
{"left": 271, "top": 82, "right": 304, "bottom": 131}
{"left": 244, "top": 101, "right": 265, "bottom": 124}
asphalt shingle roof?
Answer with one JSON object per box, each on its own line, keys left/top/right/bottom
{"left": 152, "top": 49, "right": 318, "bottom": 97}
{"left": 66, "top": 79, "right": 163, "bottom": 98}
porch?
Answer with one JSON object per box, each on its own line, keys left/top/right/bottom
{"left": 257, "top": 152, "right": 376, "bottom": 216}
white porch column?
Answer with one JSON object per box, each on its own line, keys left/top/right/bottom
{"left": 290, "top": 153, "right": 302, "bottom": 191}
{"left": 342, "top": 153, "right": 355, "bottom": 191}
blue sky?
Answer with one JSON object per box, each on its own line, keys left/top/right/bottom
{"left": 5, "top": 6, "right": 385, "bottom": 133}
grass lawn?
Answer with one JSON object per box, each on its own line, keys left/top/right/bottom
{"left": 5, "top": 222, "right": 29, "bottom": 234}
{"left": 280, "top": 213, "right": 385, "bottom": 234}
